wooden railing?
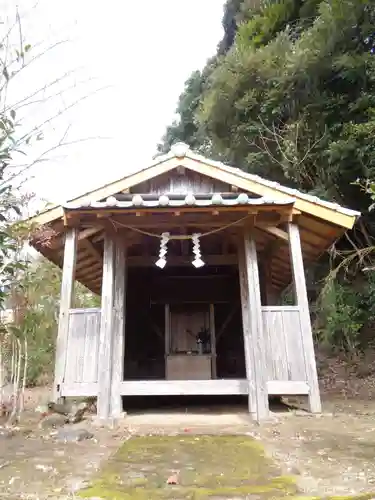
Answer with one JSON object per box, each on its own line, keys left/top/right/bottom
{"left": 61, "top": 306, "right": 308, "bottom": 398}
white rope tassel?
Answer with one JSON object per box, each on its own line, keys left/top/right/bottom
{"left": 155, "top": 232, "right": 170, "bottom": 268}
{"left": 192, "top": 233, "right": 205, "bottom": 268}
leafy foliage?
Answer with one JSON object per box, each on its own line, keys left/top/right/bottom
{"left": 161, "top": 0, "right": 375, "bottom": 209}
{"left": 157, "top": 62, "right": 219, "bottom": 156}
{"left": 314, "top": 282, "right": 365, "bottom": 353}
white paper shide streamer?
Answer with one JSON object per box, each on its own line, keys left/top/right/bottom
{"left": 155, "top": 232, "right": 170, "bottom": 269}
{"left": 191, "top": 233, "right": 205, "bottom": 268}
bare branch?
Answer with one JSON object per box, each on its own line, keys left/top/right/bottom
{"left": 3, "top": 134, "right": 108, "bottom": 189}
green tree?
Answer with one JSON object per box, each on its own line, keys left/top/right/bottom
{"left": 157, "top": 60, "right": 219, "bottom": 156}
{"left": 159, "top": 0, "right": 375, "bottom": 356}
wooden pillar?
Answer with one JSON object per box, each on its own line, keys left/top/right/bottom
{"left": 209, "top": 304, "right": 217, "bottom": 379}
{"left": 288, "top": 222, "right": 321, "bottom": 413}
{"left": 238, "top": 230, "right": 269, "bottom": 421}
{"left": 54, "top": 228, "right": 78, "bottom": 401}
{"left": 97, "top": 234, "right": 116, "bottom": 420}
{"left": 110, "top": 241, "right": 127, "bottom": 418}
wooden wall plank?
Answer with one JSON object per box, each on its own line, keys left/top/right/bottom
{"left": 84, "top": 310, "right": 101, "bottom": 382}
{"left": 261, "top": 307, "right": 306, "bottom": 383}
{"left": 64, "top": 311, "right": 83, "bottom": 384}
{"left": 62, "top": 309, "right": 101, "bottom": 394}
{"left": 61, "top": 382, "right": 98, "bottom": 397}
{"left": 131, "top": 170, "right": 231, "bottom": 195}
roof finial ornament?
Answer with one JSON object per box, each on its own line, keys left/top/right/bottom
{"left": 170, "top": 142, "right": 190, "bottom": 158}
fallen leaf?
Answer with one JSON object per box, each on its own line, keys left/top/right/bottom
{"left": 167, "top": 473, "right": 179, "bottom": 485}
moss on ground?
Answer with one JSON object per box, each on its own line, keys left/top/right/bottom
{"left": 78, "top": 435, "right": 375, "bottom": 500}
{"left": 79, "top": 435, "right": 296, "bottom": 499}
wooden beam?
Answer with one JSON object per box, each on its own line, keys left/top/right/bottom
{"left": 288, "top": 222, "right": 321, "bottom": 414}
{"left": 54, "top": 228, "right": 78, "bottom": 401}
{"left": 116, "top": 379, "right": 310, "bottom": 396}
{"left": 267, "top": 380, "right": 309, "bottom": 395}
{"left": 119, "top": 379, "right": 250, "bottom": 396}
{"left": 123, "top": 254, "right": 238, "bottom": 267}
{"left": 81, "top": 239, "right": 102, "bottom": 261}
{"left": 77, "top": 266, "right": 103, "bottom": 284}
{"left": 97, "top": 234, "right": 116, "bottom": 420}
{"left": 259, "top": 225, "right": 288, "bottom": 241}
{"left": 75, "top": 257, "right": 101, "bottom": 275}
{"left": 64, "top": 205, "right": 293, "bottom": 221}
{"left": 49, "top": 226, "right": 102, "bottom": 250}
{"left": 78, "top": 226, "right": 102, "bottom": 240}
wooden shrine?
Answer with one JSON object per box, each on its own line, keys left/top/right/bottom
{"left": 28, "top": 142, "right": 360, "bottom": 422}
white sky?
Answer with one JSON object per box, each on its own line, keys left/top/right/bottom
{"left": 2, "top": 0, "right": 224, "bottom": 209}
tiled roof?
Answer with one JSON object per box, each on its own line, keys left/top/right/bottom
{"left": 169, "top": 143, "right": 360, "bottom": 219}
{"left": 63, "top": 193, "right": 296, "bottom": 210}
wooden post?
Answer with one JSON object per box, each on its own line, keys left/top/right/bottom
{"left": 110, "top": 241, "right": 127, "bottom": 418}
{"left": 97, "top": 234, "right": 116, "bottom": 420}
{"left": 238, "top": 230, "right": 269, "bottom": 421}
{"left": 164, "top": 304, "right": 170, "bottom": 378}
{"left": 209, "top": 304, "right": 217, "bottom": 379}
{"left": 288, "top": 222, "right": 321, "bottom": 413}
{"left": 54, "top": 228, "right": 78, "bottom": 402}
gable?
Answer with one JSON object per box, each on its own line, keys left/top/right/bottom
{"left": 28, "top": 143, "right": 360, "bottom": 229}
{"left": 127, "top": 169, "right": 240, "bottom": 196}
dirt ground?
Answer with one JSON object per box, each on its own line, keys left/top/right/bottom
{"left": 2, "top": 387, "right": 375, "bottom": 499}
